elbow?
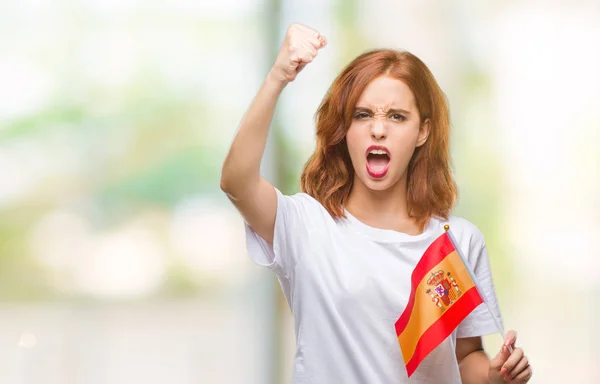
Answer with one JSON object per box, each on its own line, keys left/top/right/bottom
{"left": 220, "top": 166, "right": 258, "bottom": 201}
{"left": 220, "top": 153, "right": 235, "bottom": 193}
{"left": 220, "top": 174, "right": 244, "bottom": 202}
{"left": 220, "top": 179, "right": 231, "bottom": 195}
{"left": 220, "top": 168, "right": 233, "bottom": 194}
{"left": 219, "top": 166, "right": 243, "bottom": 197}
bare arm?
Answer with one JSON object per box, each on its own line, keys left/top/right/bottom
{"left": 456, "top": 336, "right": 490, "bottom": 384}
{"left": 220, "top": 23, "right": 326, "bottom": 243}
{"left": 220, "top": 73, "right": 285, "bottom": 244}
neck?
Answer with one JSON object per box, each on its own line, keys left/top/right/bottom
{"left": 345, "top": 176, "right": 425, "bottom": 235}
{"left": 345, "top": 175, "right": 411, "bottom": 222}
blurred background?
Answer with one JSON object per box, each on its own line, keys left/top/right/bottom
{"left": 0, "top": 0, "right": 598, "bottom": 382}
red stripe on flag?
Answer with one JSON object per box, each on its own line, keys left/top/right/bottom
{"left": 395, "top": 232, "right": 455, "bottom": 335}
{"left": 405, "top": 286, "right": 484, "bottom": 377}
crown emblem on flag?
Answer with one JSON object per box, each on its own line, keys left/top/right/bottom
{"left": 426, "top": 270, "right": 446, "bottom": 286}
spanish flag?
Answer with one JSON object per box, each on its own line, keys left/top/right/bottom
{"left": 395, "top": 227, "right": 484, "bottom": 377}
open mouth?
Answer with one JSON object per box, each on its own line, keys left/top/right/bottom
{"left": 365, "top": 146, "right": 390, "bottom": 178}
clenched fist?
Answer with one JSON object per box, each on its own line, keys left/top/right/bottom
{"left": 270, "top": 23, "right": 327, "bottom": 85}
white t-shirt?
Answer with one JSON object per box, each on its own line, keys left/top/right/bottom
{"left": 245, "top": 189, "right": 503, "bottom": 384}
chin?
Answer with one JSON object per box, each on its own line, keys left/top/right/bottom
{"left": 357, "top": 172, "right": 398, "bottom": 192}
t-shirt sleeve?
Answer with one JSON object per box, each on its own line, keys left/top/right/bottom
{"left": 456, "top": 238, "right": 504, "bottom": 338}
{"left": 244, "top": 188, "right": 318, "bottom": 278}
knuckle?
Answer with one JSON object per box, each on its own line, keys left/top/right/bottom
{"left": 288, "top": 26, "right": 300, "bottom": 36}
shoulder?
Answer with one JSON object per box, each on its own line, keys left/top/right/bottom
{"left": 282, "top": 191, "right": 324, "bottom": 210}
{"left": 278, "top": 190, "right": 334, "bottom": 223}
{"left": 438, "top": 215, "right": 486, "bottom": 253}
{"left": 287, "top": 191, "right": 320, "bottom": 205}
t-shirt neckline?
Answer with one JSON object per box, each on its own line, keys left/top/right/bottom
{"left": 343, "top": 209, "right": 441, "bottom": 243}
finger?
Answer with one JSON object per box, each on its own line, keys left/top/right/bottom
{"left": 297, "top": 50, "right": 315, "bottom": 64}
{"left": 504, "top": 330, "right": 517, "bottom": 347}
{"left": 288, "top": 40, "right": 317, "bottom": 63}
{"left": 306, "top": 36, "right": 324, "bottom": 51}
{"left": 301, "top": 41, "right": 318, "bottom": 57}
{"left": 290, "top": 53, "right": 301, "bottom": 64}
{"left": 510, "top": 365, "right": 532, "bottom": 383}
{"left": 501, "top": 347, "right": 524, "bottom": 376}
{"left": 490, "top": 344, "right": 511, "bottom": 370}
{"left": 507, "top": 356, "right": 529, "bottom": 380}
{"left": 293, "top": 23, "right": 321, "bottom": 38}
{"left": 319, "top": 35, "right": 327, "bottom": 47}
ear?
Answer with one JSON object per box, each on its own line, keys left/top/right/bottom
{"left": 416, "top": 118, "right": 430, "bottom": 147}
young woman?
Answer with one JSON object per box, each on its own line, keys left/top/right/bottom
{"left": 221, "top": 23, "right": 532, "bottom": 383}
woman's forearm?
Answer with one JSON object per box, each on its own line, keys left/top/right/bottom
{"left": 220, "top": 71, "right": 286, "bottom": 197}
{"left": 459, "top": 350, "right": 491, "bottom": 384}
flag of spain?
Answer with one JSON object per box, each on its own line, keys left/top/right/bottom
{"left": 394, "top": 230, "right": 484, "bottom": 377}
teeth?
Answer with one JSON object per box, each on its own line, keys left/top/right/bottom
{"left": 369, "top": 149, "right": 387, "bottom": 155}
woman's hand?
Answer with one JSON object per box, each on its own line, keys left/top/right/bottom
{"left": 489, "top": 330, "right": 532, "bottom": 383}
{"left": 269, "top": 23, "right": 326, "bottom": 85}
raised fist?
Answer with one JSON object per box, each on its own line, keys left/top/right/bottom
{"left": 270, "top": 23, "right": 327, "bottom": 84}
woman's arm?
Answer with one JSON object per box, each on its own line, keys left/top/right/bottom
{"left": 220, "top": 23, "right": 326, "bottom": 243}
{"left": 456, "top": 336, "right": 490, "bottom": 383}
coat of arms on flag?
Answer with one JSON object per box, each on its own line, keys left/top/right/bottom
{"left": 425, "top": 270, "right": 463, "bottom": 311}
{"left": 394, "top": 226, "right": 485, "bottom": 377}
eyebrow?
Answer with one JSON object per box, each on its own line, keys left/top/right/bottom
{"left": 354, "top": 106, "right": 411, "bottom": 115}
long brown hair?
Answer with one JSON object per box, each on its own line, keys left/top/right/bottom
{"left": 300, "top": 49, "right": 457, "bottom": 228}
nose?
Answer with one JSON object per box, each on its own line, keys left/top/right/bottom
{"left": 370, "top": 117, "right": 387, "bottom": 140}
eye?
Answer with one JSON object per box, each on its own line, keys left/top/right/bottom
{"left": 353, "top": 111, "right": 370, "bottom": 120}
{"left": 390, "top": 113, "right": 406, "bottom": 121}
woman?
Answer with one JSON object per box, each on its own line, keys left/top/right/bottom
{"left": 221, "top": 23, "right": 532, "bottom": 383}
